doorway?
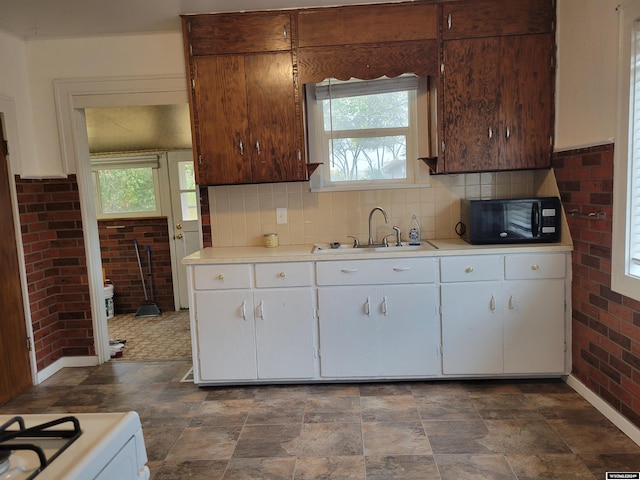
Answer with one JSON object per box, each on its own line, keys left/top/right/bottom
{"left": 84, "top": 106, "right": 200, "bottom": 361}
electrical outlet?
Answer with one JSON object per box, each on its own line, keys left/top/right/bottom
{"left": 276, "top": 207, "right": 288, "bottom": 224}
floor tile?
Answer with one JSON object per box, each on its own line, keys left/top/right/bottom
{"left": 416, "top": 393, "right": 481, "bottom": 421}
{"left": 365, "top": 454, "right": 439, "bottom": 479}
{"left": 233, "top": 424, "right": 301, "bottom": 458}
{"left": 506, "top": 453, "right": 596, "bottom": 479}
{"left": 360, "top": 395, "right": 421, "bottom": 422}
{"left": 294, "top": 456, "right": 366, "bottom": 479}
{"left": 304, "top": 396, "right": 361, "bottom": 423}
{"left": 298, "top": 423, "right": 363, "bottom": 457}
{"left": 245, "top": 398, "right": 306, "bottom": 425}
{"left": 548, "top": 418, "right": 640, "bottom": 454}
{"left": 223, "top": 457, "right": 296, "bottom": 479}
{"left": 166, "top": 426, "right": 242, "bottom": 461}
{"left": 362, "top": 422, "right": 431, "bottom": 456}
{"left": 435, "top": 454, "right": 517, "bottom": 480}
{"left": 580, "top": 453, "right": 640, "bottom": 478}
{"left": 152, "top": 459, "right": 228, "bottom": 480}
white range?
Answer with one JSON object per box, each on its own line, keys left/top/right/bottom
{"left": 0, "top": 412, "right": 149, "bottom": 480}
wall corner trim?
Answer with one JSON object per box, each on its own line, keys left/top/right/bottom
{"left": 566, "top": 374, "right": 640, "bottom": 447}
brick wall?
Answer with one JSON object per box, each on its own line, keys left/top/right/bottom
{"left": 98, "top": 218, "right": 174, "bottom": 313}
{"left": 553, "top": 143, "right": 640, "bottom": 427}
{"left": 15, "top": 175, "right": 94, "bottom": 371}
{"left": 199, "top": 186, "right": 211, "bottom": 247}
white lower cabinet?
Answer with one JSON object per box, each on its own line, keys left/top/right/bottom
{"left": 441, "top": 253, "right": 568, "bottom": 376}
{"left": 192, "top": 262, "right": 316, "bottom": 383}
{"left": 317, "top": 258, "right": 440, "bottom": 378}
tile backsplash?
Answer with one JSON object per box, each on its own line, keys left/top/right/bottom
{"left": 207, "top": 170, "right": 542, "bottom": 247}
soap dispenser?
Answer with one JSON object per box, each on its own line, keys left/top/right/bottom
{"left": 409, "top": 214, "right": 421, "bottom": 245}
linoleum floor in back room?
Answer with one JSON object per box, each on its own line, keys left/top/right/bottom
{"left": 2, "top": 361, "right": 640, "bottom": 479}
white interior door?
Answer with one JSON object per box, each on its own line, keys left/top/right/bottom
{"left": 168, "top": 150, "right": 201, "bottom": 309}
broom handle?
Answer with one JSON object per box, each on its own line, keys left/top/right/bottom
{"left": 134, "top": 238, "right": 149, "bottom": 301}
{"left": 146, "top": 245, "right": 154, "bottom": 301}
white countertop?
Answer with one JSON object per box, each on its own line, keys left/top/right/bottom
{"left": 181, "top": 238, "right": 573, "bottom": 265}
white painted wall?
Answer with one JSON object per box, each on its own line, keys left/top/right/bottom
{"left": 0, "top": 0, "right": 623, "bottom": 175}
{"left": 555, "top": 0, "right": 619, "bottom": 150}
{"left": 0, "top": 30, "right": 37, "bottom": 176}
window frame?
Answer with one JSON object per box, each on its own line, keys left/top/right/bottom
{"left": 612, "top": 0, "right": 640, "bottom": 302}
{"left": 306, "top": 76, "right": 433, "bottom": 192}
{"left": 91, "top": 154, "right": 163, "bottom": 220}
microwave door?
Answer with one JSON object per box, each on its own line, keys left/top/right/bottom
{"left": 505, "top": 202, "right": 534, "bottom": 240}
{"left": 531, "top": 202, "right": 540, "bottom": 238}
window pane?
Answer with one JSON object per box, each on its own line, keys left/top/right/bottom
{"left": 328, "top": 135, "right": 407, "bottom": 182}
{"left": 178, "top": 161, "right": 196, "bottom": 190}
{"left": 98, "top": 167, "right": 156, "bottom": 213}
{"left": 181, "top": 192, "right": 198, "bottom": 221}
{"left": 322, "top": 91, "right": 409, "bottom": 131}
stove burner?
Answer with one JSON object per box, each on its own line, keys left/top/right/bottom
{"left": 0, "top": 416, "right": 81, "bottom": 479}
{"left": 0, "top": 450, "right": 9, "bottom": 475}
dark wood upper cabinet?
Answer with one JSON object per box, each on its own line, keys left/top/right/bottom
{"left": 441, "top": 0, "right": 555, "bottom": 40}
{"left": 297, "top": 3, "right": 439, "bottom": 83}
{"left": 436, "top": 0, "right": 556, "bottom": 174}
{"left": 182, "top": 13, "right": 306, "bottom": 185}
{"left": 185, "top": 12, "right": 292, "bottom": 55}
{"left": 181, "top": 0, "right": 556, "bottom": 184}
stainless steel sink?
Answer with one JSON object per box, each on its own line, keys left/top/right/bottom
{"left": 311, "top": 241, "right": 438, "bottom": 254}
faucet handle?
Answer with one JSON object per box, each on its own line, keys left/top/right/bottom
{"left": 392, "top": 226, "right": 402, "bottom": 246}
{"left": 347, "top": 235, "right": 360, "bottom": 248}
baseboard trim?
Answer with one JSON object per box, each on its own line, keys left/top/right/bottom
{"left": 566, "top": 374, "right": 640, "bottom": 446}
{"left": 36, "top": 356, "right": 99, "bottom": 384}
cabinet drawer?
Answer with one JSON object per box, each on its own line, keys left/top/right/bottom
{"left": 184, "top": 12, "right": 292, "bottom": 56}
{"left": 316, "top": 258, "right": 436, "bottom": 286}
{"left": 255, "top": 262, "right": 312, "bottom": 288}
{"left": 193, "top": 264, "right": 251, "bottom": 290}
{"left": 440, "top": 255, "right": 503, "bottom": 282}
{"left": 505, "top": 254, "right": 566, "bottom": 280}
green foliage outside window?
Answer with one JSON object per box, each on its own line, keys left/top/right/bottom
{"left": 98, "top": 167, "right": 157, "bottom": 214}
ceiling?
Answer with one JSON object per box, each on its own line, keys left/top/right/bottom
{"left": 0, "top": 0, "right": 390, "bottom": 155}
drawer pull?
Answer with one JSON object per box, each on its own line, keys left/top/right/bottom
{"left": 279, "top": 271, "right": 286, "bottom": 278}
{"left": 531, "top": 264, "right": 539, "bottom": 271}
{"left": 489, "top": 295, "right": 496, "bottom": 312}
{"left": 382, "top": 296, "right": 388, "bottom": 316}
{"left": 258, "top": 300, "right": 265, "bottom": 320}
{"left": 365, "top": 297, "right": 371, "bottom": 316}
{"left": 508, "top": 295, "right": 515, "bottom": 310}
{"left": 341, "top": 268, "right": 359, "bottom": 273}
{"left": 240, "top": 300, "right": 247, "bottom": 321}
{"left": 217, "top": 274, "right": 225, "bottom": 280}
{"left": 393, "top": 267, "right": 411, "bottom": 272}
{"left": 465, "top": 267, "right": 474, "bottom": 273}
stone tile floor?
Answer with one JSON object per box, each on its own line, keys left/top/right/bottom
{"left": 1, "top": 360, "right": 639, "bottom": 479}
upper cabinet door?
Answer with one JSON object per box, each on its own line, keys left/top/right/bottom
{"left": 441, "top": 0, "right": 555, "bottom": 40}
{"left": 499, "top": 34, "right": 555, "bottom": 170}
{"left": 184, "top": 12, "right": 292, "bottom": 55}
{"left": 245, "top": 52, "right": 305, "bottom": 184}
{"left": 191, "top": 55, "right": 251, "bottom": 185}
{"left": 442, "top": 37, "right": 502, "bottom": 172}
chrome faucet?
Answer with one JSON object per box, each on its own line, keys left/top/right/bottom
{"left": 368, "top": 206, "right": 389, "bottom": 246}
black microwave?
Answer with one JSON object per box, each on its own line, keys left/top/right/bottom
{"left": 458, "top": 197, "right": 562, "bottom": 245}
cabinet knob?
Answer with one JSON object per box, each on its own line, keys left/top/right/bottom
{"left": 217, "top": 274, "right": 225, "bottom": 280}
{"left": 531, "top": 264, "right": 539, "bottom": 271}
{"left": 279, "top": 271, "right": 286, "bottom": 277}
{"left": 465, "top": 266, "right": 474, "bottom": 273}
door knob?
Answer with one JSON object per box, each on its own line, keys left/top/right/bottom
{"left": 176, "top": 223, "right": 182, "bottom": 230}
{"left": 176, "top": 233, "right": 183, "bottom": 239}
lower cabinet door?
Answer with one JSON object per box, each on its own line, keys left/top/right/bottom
{"left": 318, "top": 286, "right": 379, "bottom": 377}
{"left": 254, "top": 289, "right": 316, "bottom": 379}
{"left": 195, "top": 291, "right": 257, "bottom": 381}
{"left": 441, "top": 281, "right": 503, "bottom": 375}
{"left": 503, "top": 279, "right": 566, "bottom": 374}
{"left": 378, "top": 284, "right": 439, "bottom": 377}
